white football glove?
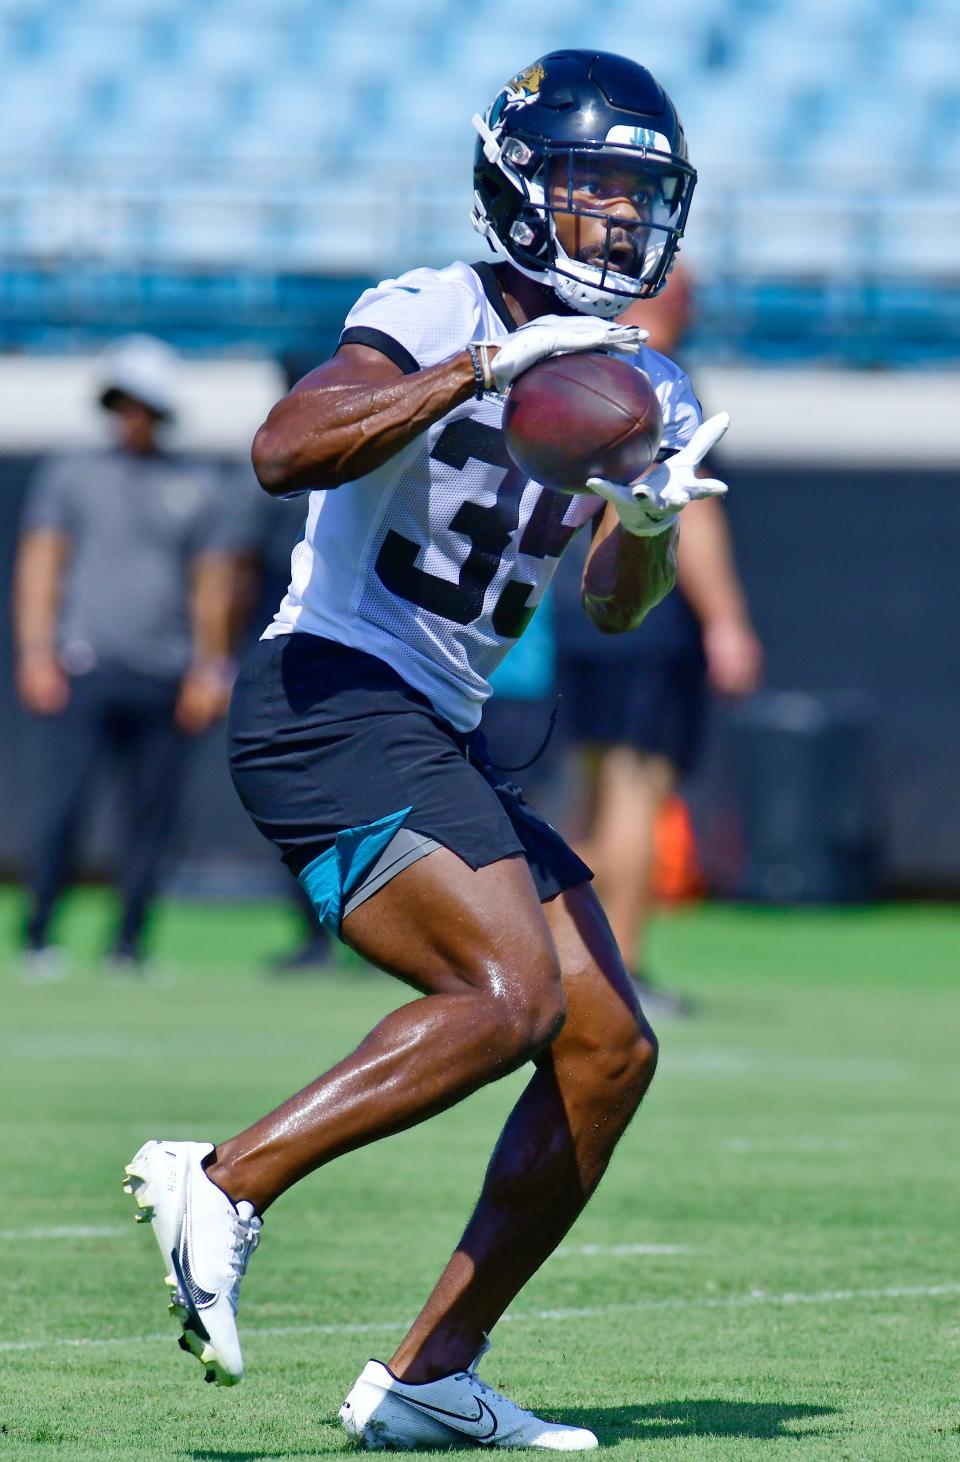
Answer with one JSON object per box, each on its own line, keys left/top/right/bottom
{"left": 587, "top": 412, "right": 731, "bottom": 537}
{"left": 481, "top": 314, "right": 649, "bottom": 394}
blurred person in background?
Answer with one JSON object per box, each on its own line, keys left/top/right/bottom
{"left": 13, "top": 335, "right": 238, "bottom": 979}
{"left": 556, "top": 265, "right": 763, "bottom": 1016}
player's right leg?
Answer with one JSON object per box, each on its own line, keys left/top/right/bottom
{"left": 124, "top": 849, "right": 563, "bottom": 1385}
{"left": 207, "top": 848, "right": 564, "bottom": 1201}
{"left": 124, "top": 634, "right": 567, "bottom": 1385}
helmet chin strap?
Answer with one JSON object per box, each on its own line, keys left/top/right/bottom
{"left": 550, "top": 225, "right": 644, "bottom": 316}
{"left": 551, "top": 273, "right": 636, "bottom": 318}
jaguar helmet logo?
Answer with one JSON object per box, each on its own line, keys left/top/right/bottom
{"left": 488, "top": 60, "right": 546, "bottom": 130}
{"left": 511, "top": 61, "right": 544, "bottom": 97}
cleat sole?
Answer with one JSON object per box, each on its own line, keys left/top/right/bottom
{"left": 178, "top": 1328, "right": 204, "bottom": 1362}
{"left": 169, "top": 1307, "right": 240, "bottom": 1388}
{"left": 175, "top": 1322, "right": 238, "bottom": 1385}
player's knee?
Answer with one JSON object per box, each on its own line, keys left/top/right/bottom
{"left": 524, "top": 982, "right": 568, "bottom": 1053}
{"left": 623, "top": 1024, "right": 659, "bottom": 1103}
{"left": 496, "top": 969, "right": 567, "bottom": 1062}
{"left": 582, "top": 1015, "right": 658, "bottom": 1109}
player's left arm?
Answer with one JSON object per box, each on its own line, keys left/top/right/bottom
{"left": 581, "top": 507, "right": 678, "bottom": 634}
{"left": 581, "top": 412, "right": 730, "bottom": 634}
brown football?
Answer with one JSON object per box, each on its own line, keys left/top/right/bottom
{"left": 502, "top": 351, "right": 663, "bottom": 495}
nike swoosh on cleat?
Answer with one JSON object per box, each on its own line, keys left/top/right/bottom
{"left": 400, "top": 1394, "right": 498, "bottom": 1441}
{"left": 173, "top": 1226, "right": 217, "bottom": 1311}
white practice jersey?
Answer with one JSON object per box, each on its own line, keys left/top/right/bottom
{"left": 263, "top": 260, "right": 701, "bottom": 731}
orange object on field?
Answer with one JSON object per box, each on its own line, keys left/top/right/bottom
{"left": 653, "top": 794, "right": 706, "bottom": 902}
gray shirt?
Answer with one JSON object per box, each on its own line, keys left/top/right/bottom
{"left": 22, "top": 448, "right": 240, "bottom": 680}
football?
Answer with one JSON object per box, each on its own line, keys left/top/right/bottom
{"left": 502, "top": 351, "right": 663, "bottom": 495}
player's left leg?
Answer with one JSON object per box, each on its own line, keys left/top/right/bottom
{"left": 384, "top": 877, "right": 656, "bottom": 1383}
{"left": 340, "top": 879, "right": 651, "bottom": 1446}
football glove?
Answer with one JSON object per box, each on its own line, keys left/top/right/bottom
{"left": 587, "top": 412, "right": 731, "bottom": 537}
{"left": 480, "top": 314, "right": 649, "bottom": 394}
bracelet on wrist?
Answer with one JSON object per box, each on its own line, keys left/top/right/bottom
{"left": 466, "top": 344, "right": 486, "bottom": 400}
{"left": 478, "top": 343, "right": 494, "bottom": 391}
{"left": 467, "top": 343, "right": 495, "bottom": 398}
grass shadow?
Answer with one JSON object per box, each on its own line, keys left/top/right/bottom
{"left": 552, "top": 1398, "right": 837, "bottom": 1443}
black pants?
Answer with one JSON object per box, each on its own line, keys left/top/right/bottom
{"left": 24, "top": 668, "right": 185, "bottom": 955}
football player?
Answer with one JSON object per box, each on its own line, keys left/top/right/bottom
{"left": 124, "top": 51, "right": 729, "bottom": 1451}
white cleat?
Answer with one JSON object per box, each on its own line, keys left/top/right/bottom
{"left": 122, "top": 1139, "right": 261, "bottom": 1386}
{"left": 339, "top": 1339, "right": 599, "bottom": 1451}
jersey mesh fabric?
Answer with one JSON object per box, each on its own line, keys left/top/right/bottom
{"left": 262, "top": 261, "right": 702, "bottom": 732}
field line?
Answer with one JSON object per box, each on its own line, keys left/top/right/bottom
{"left": 1, "top": 1281, "right": 957, "bottom": 1356}
{"left": 0, "top": 1229, "right": 685, "bottom": 1255}
{"left": 721, "top": 1136, "right": 871, "bottom": 1154}
{"left": 552, "top": 1243, "right": 689, "bottom": 1258}
{"left": 0, "top": 1225, "right": 129, "bottom": 1241}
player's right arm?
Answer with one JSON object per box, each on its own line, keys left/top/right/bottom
{"left": 252, "top": 315, "right": 649, "bottom": 498}
{"left": 252, "top": 345, "right": 477, "bottom": 498}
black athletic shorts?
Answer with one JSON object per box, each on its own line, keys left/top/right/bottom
{"left": 228, "top": 634, "right": 591, "bottom": 933}
{"left": 558, "top": 657, "right": 707, "bottom": 776}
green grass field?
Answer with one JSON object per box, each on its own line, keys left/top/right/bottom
{"left": 1, "top": 890, "right": 958, "bottom": 1459}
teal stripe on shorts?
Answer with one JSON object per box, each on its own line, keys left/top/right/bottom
{"left": 298, "top": 806, "right": 412, "bottom": 934}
